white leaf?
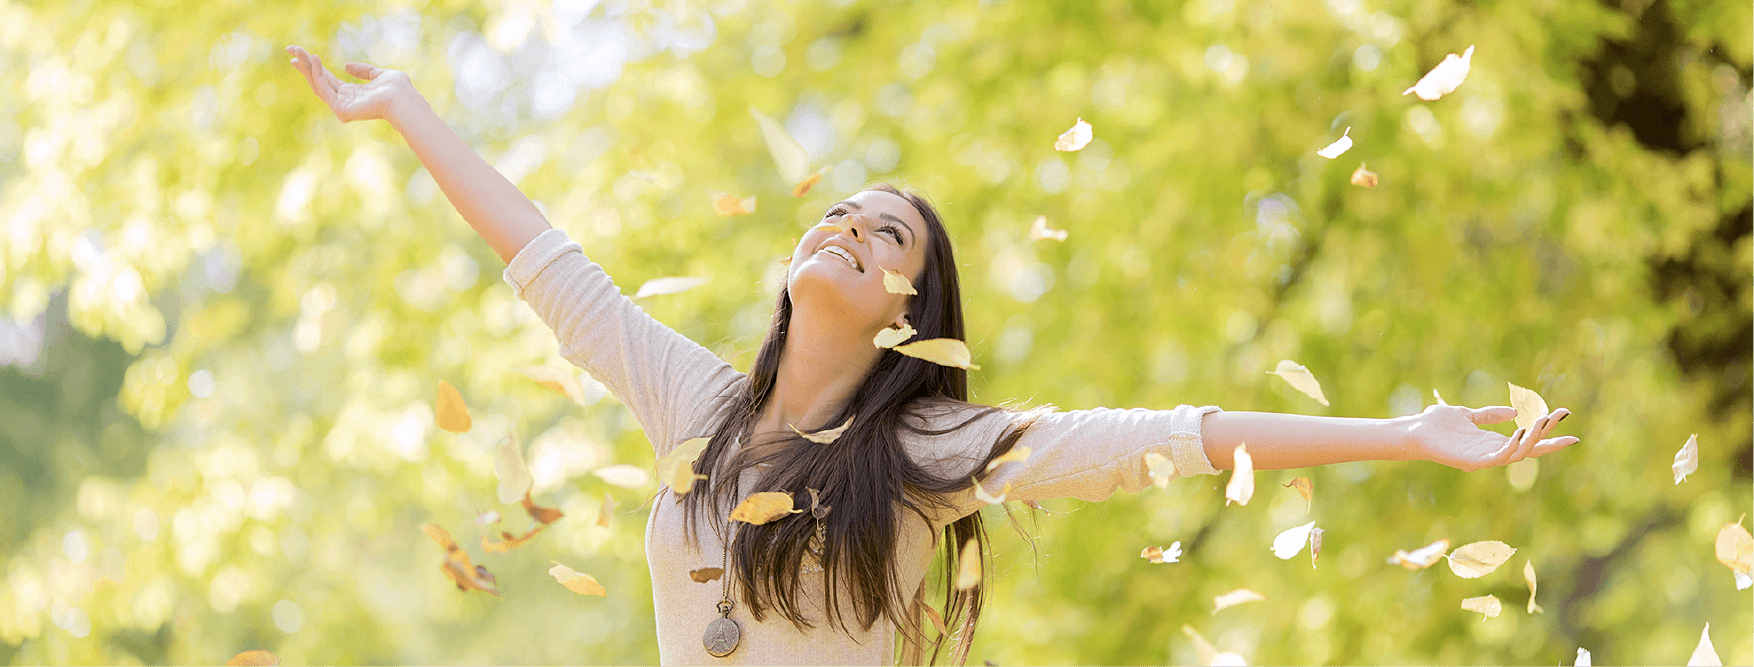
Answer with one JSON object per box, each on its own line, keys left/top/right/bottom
{"left": 1402, "top": 45, "right": 1475, "bottom": 101}
{"left": 750, "top": 106, "right": 811, "bottom": 185}
{"left": 495, "top": 430, "right": 533, "bottom": 505}
{"left": 633, "top": 276, "right": 708, "bottom": 300}
{"left": 1673, "top": 433, "right": 1698, "bottom": 484}
{"left": 1054, "top": 118, "right": 1092, "bottom": 151}
{"left": 592, "top": 464, "right": 651, "bottom": 488}
{"left": 1575, "top": 647, "right": 1591, "bottom": 667}
{"left": 1029, "top": 216, "right": 1068, "bottom": 242}
{"left": 1315, "top": 127, "right": 1353, "bottom": 159}
{"left": 1144, "top": 452, "right": 1177, "bottom": 488}
{"left": 1272, "top": 521, "right": 1318, "bottom": 560}
{"left": 1212, "top": 588, "right": 1266, "bottom": 613}
{"left": 1687, "top": 623, "right": 1721, "bottom": 666}
{"left": 1266, "top": 360, "right": 1330, "bottom": 406}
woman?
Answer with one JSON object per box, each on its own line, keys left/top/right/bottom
{"left": 286, "top": 45, "right": 1580, "bottom": 666}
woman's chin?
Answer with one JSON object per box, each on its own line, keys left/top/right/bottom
{"left": 788, "top": 271, "right": 879, "bottom": 315}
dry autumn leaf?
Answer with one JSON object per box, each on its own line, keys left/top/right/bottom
{"left": 984, "top": 446, "right": 1033, "bottom": 473}
{"left": 476, "top": 509, "right": 501, "bottom": 526}
{"left": 1316, "top": 127, "right": 1353, "bottom": 159}
{"left": 1309, "top": 528, "right": 1324, "bottom": 568}
{"left": 1673, "top": 433, "right": 1699, "bottom": 484}
{"left": 1028, "top": 216, "right": 1068, "bottom": 242}
{"left": 1054, "top": 118, "right": 1092, "bottom": 151}
{"left": 593, "top": 464, "right": 651, "bottom": 488}
{"left": 483, "top": 526, "right": 544, "bottom": 554}
{"left": 881, "top": 267, "right": 918, "bottom": 295}
{"left": 1272, "top": 521, "right": 1317, "bottom": 560}
{"left": 922, "top": 602, "right": 949, "bottom": 635}
{"left": 807, "top": 487, "right": 831, "bottom": 519}
{"left": 1225, "top": 444, "right": 1254, "bottom": 506}
{"left": 549, "top": 562, "right": 607, "bottom": 596}
{"left": 422, "top": 522, "right": 500, "bottom": 596}
{"left": 1448, "top": 540, "right": 1516, "bottom": 578}
{"left": 793, "top": 415, "right": 855, "bottom": 444}
{"left": 712, "top": 192, "right": 757, "bottom": 216}
{"left": 955, "top": 538, "right": 981, "bottom": 590}
{"left": 1688, "top": 623, "right": 1721, "bottom": 666}
{"left": 597, "top": 493, "right": 616, "bottom": 528}
{"left": 874, "top": 323, "right": 917, "bottom": 349}
{"left": 791, "top": 169, "right": 825, "bottom": 198}
{"left": 226, "top": 650, "right": 280, "bottom": 666}
{"left": 656, "top": 438, "right": 710, "bottom": 494}
{"left": 689, "top": 567, "right": 724, "bottom": 583}
{"left": 522, "top": 490, "right": 564, "bottom": 525}
{"left": 1266, "top": 360, "right": 1330, "bottom": 406}
{"left": 1349, "top": 163, "right": 1378, "bottom": 187}
{"left": 1283, "top": 477, "right": 1313, "bottom": 512}
{"left": 523, "top": 365, "right": 589, "bottom": 405}
{"left": 1508, "top": 382, "right": 1549, "bottom": 431}
{"left": 435, "top": 380, "right": 472, "bottom": 433}
{"left": 729, "top": 491, "right": 804, "bottom": 525}
{"left": 1525, "top": 560, "right": 1543, "bottom": 614}
{"left": 1460, "top": 594, "right": 1501, "bottom": 619}
{"left": 1144, "top": 452, "right": 1176, "bottom": 488}
{"left": 749, "top": 106, "right": 813, "bottom": 187}
{"left": 633, "top": 276, "right": 709, "bottom": 300}
{"left": 1212, "top": 588, "right": 1266, "bottom": 614}
{"left": 893, "top": 338, "right": 981, "bottom": 370}
{"left": 1714, "top": 520, "right": 1753, "bottom": 589}
{"left": 1388, "top": 538, "right": 1450, "bottom": 569}
{"left": 1403, "top": 45, "right": 1475, "bottom": 101}
{"left": 972, "top": 477, "right": 1011, "bottom": 504}
{"left": 495, "top": 429, "right": 533, "bottom": 505}
{"left": 1142, "top": 542, "right": 1183, "bottom": 564}
{"left": 1576, "top": 647, "right": 1592, "bottom": 666}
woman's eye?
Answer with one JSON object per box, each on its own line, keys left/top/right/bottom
{"left": 880, "top": 226, "right": 904, "bottom": 243}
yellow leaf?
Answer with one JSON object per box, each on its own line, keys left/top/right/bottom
{"left": 435, "top": 380, "right": 472, "bottom": 433}
{"left": 791, "top": 169, "right": 825, "bottom": 198}
{"left": 1403, "top": 45, "right": 1475, "bottom": 101}
{"left": 1144, "top": 452, "right": 1176, "bottom": 488}
{"left": 1053, "top": 117, "right": 1092, "bottom": 151}
{"left": 1447, "top": 540, "right": 1516, "bottom": 578}
{"left": 954, "top": 538, "right": 981, "bottom": 590}
{"left": 984, "top": 446, "right": 1033, "bottom": 473}
{"left": 1282, "top": 477, "right": 1313, "bottom": 512}
{"left": 522, "top": 365, "right": 589, "bottom": 405}
{"left": 1315, "top": 127, "right": 1352, "bottom": 159}
{"left": 495, "top": 428, "right": 533, "bottom": 505}
{"left": 729, "top": 491, "right": 804, "bottom": 525}
{"left": 1272, "top": 521, "right": 1317, "bottom": 560}
{"left": 1433, "top": 388, "right": 1449, "bottom": 405}
{"left": 1508, "top": 381, "right": 1549, "bottom": 431}
{"left": 1141, "top": 542, "right": 1182, "bottom": 564}
{"left": 1224, "top": 444, "right": 1253, "bottom": 506}
{"left": 593, "top": 464, "right": 651, "bottom": 488}
{"left": 712, "top": 192, "right": 757, "bottom": 216}
{"left": 873, "top": 323, "right": 917, "bottom": 349}
{"left": 881, "top": 267, "right": 918, "bottom": 295}
{"left": 1349, "top": 163, "right": 1378, "bottom": 187}
{"left": 656, "top": 438, "right": 711, "bottom": 494}
{"left": 1525, "top": 559, "right": 1543, "bottom": 614}
{"left": 476, "top": 509, "right": 501, "bottom": 526}
{"left": 971, "top": 476, "right": 1011, "bottom": 504}
{"left": 1212, "top": 588, "right": 1266, "bottom": 613}
{"left": 482, "top": 526, "right": 543, "bottom": 553}
{"left": 597, "top": 493, "right": 616, "bottom": 528}
{"left": 521, "top": 489, "right": 564, "bottom": 525}
{"left": 1388, "top": 538, "right": 1450, "bottom": 569}
{"left": 1714, "top": 520, "right": 1754, "bottom": 587}
{"left": 922, "top": 601, "right": 949, "bottom": 635}
{"left": 689, "top": 567, "right": 724, "bottom": 583}
{"left": 633, "top": 276, "right": 709, "bottom": 300}
{"left": 1673, "top": 433, "right": 1699, "bottom": 484}
{"left": 792, "top": 414, "right": 855, "bottom": 444}
{"left": 422, "top": 523, "right": 499, "bottom": 596}
{"left": 893, "top": 338, "right": 981, "bottom": 370}
{"left": 1688, "top": 623, "right": 1721, "bottom": 666}
{"left": 1028, "top": 215, "right": 1068, "bottom": 242}
{"left": 750, "top": 106, "right": 812, "bottom": 185}
{"left": 1309, "top": 528, "right": 1324, "bottom": 569}
{"left": 548, "top": 562, "right": 607, "bottom": 596}
{"left": 1266, "top": 360, "right": 1330, "bottom": 406}
{"left": 1460, "top": 594, "right": 1501, "bottom": 619}
{"left": 1183, "top": 625, "right": 1243, "bottom": 667}
{"left": 226, "top": 650, "right": 280, "bottom": 666}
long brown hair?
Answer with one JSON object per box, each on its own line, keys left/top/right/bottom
{"left": 680, "top": 183, "right": 1035, "bottom": 665}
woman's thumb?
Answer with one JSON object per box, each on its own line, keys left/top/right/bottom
{"left": 344, "top": 62, "right": 378, "bottom": 80}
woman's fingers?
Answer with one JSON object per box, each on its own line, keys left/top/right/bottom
{"left": 1490, "top": 428, "right": 1525, "bottom": 467}
{"left": 287, "top": 46, "right": 335, "bottom": 105}
{"left": 344, "top": 62, "right": 380, "bottom": 80}
{"left": 1468, "top": 405, "right": 1517, "bottom": 426}
{"left": 310, "top": 53, "right": 345, "bottom": 95}
{"left": 1512, "top": 415, "right": 1547, "bottom": 462}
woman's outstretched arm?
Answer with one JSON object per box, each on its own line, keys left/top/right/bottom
{"left": 1199, "top": 404, "right": 1577, "bottom": 472}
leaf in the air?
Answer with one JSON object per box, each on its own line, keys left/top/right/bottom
{"left": 1349, "top": 163, "right": 1378, "bottom": 188}
{"left": 1316, "top": 127, "right": 1353, "bottom": 159}
{"left": 523, "top": 366, "right": 589, "bottom": 405}
{"left": 597, "top": 493, "right": 616, "bottom": 528}
{"left": 712, "top": 192, "right": 757, "bottom": 216}
{"left": 1673, "top": 433, "right": 1699, "bottom": 484}
{"left": 226, "top": 650, "right": 280, "bottom": 666}
{"left": 548, "top": 562, "right": 607, "bottom": 596}
{"left": 1688, "top": 623, "right": 1721, "bottom": 666}
{"left": 1283, "top": 477, "right": 1313, "bottom": 512}
{"left": 1460, "top": 594, "right": 1501, "bottom": 619}
{"left": 893, "top": 338, "right": 981, "bottom": 370}
{"left": 633, "top": 276, "right": 709, "bottom": 300}
{"left": 1029, "top": 216, "right": 1068, "bottom": 242}
{"left": 806, "top": 487, "right": 831, "bottom": 519}
{"left": 922, "top": 601, "right": 949, "bottom": 635}
{"left": 1388, "top": 538, "right": 1450, "bottom": 569}
{"left": 1212, "top": 588, "right": 1266, "bottom": 613}
{"left": 422, "top": 522, "right": 499, "bottom": 596}
{"left": 1433, "top": 388, "right": 1449, "bottom": 405}
{"left": 1272, "top": 521, "right": 1318, "bottom": 560}
{"left": 521, "top": 490, "right": 564, "bottom": 525}
{"left": 656, "top": 438, "right": 711, "bottom": 494}
{"left": 729, "top": 491, "right": 804, "bottom": 525}
{"left": 1508, "top": 382, "right": 1549, "bottom": 431}
{"left": 955, "top": 538, "right": 981, "bottom": 590}
{"left": 593, "top": 464, "right": 651, "bottom": 488}
{"left": 483, "top": 526, "right": 543, "bottom": 554}
{"left": 972, "top": 477, "right": 1011, "bottom": 504}
{"left": 881, "top": 267, "right": 918, "bottom": 295}
{"left": 689, "top": 567, "right": 724, "bottom": 583}
{"left": 1447, "top": 540, "right": 1516, "bottom": 578}
{"left": 1183, "top": 625, "right": 1218, "bottom": 667}
{"left": 476, "top": 509, "right": 501, "bottom": 526}
{"left": 1403, "top": 45, "right": 1475, "bottom": 101}
{"left": 792, "top": 415, "right": 855, "bottom": 444}
{"left": 750, "top": 105, "right": 812, "bottom": 185}
{"left": 791, "top": 169, "right": 826, "bottom": 198}
{"left": 1054, "top": 118, "right": 1092, "bottom": 151}
{"left": 1225, "top": 444, "right": 1254, "bottom": 506}
{"left": 1576, "top": 647, "right": 1592, "bottom": 666}
{"left": 985, "top": 446, "right": 1033, "bottom": 473}
{"left": 1309, "top": 528, "right": 1324, "bottom": 568}
{"left": 495, "top": 429, "right": 534, "bottom": 504}
{"left": 1145, "top": 453, "right": 1177, "bottom": 488}
{"left": 874, "top": 323, "right": 917, "bottom": 349}
{"left": 1714, "top": 519, "right": 1753, "bottom": 588}
{"left": 1142, "top": 542, "right": 1183, "bottom": 564}
{"left": 436, "top": 380, "right": 472, "bottom": 433}
{"left": 1525, "top": 560, "right": 1543, "bottom": 613}
{"left": 1266, "top": 360, "right": 1330, "bottom": 406}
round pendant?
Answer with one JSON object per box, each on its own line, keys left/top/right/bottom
{"left": 704, "top": 616, "right": 741, "bottom": 657}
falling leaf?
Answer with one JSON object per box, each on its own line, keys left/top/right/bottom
{"left": 1282, "top": 477, "right": 1313, "bottom": 512}
{"left": 874, "top": 323, "right": 917, "bottom": 349}
{"left": 1309, "top": 528, "right": 1324, "bottom": 568}
{"left": 1028, "top": 216, "right": 1068, "bottom": 242}
{"left": 881, "top": 267, "right": 918, "bottom": 295}
{"left": 1266, "top": 360, "right": 1330, "bottom": 406}
{"left": 972, "top": 477, "right": 1011, "bottom": 504}
{"left": 712, "top": 192, "right": 757, "bottom": 216}
{"left": 633, "top": 276, "right": 709, "bottom": 300}
{"left": 596, "top": 493, "right": 616, "bottom": 528}
{"left": 1144, "top": 453, "right": 1177, "bottom": 489}
{"left": 1447, "top": 540, "right": 1516, "bottom": 578}
{"left": 548, "top": 562, "right": 607, "bottom": 596}
{"left": 922, "top": 602, "right": 949, "bottom": 635}
{"left": 1687, "top": 623, "right": 1721, "bottom": 666}
{"left": 422, "top": 523, "right": 499, "bottom": 596}
{"left": 1054, "top": 118, "right": 1092, "bottom": 151}
{"left": 436, "top": 380, "right": 472, "bottom": 433}
{"left": 1525, "top": 560, "right": 1543, "bottom": 614}
{"left": 792, "top": 414, "right": 855, "bottom": 444}
{"left": 1576, "top": 647, "right": 1591, "bottom": 666}
{"left": 893, "top": 338, "right": 981, "bottom": 370}
{"left": 750, "top": 106, "right": 812, "bottom": 185}
{"left": 1403, "top": 45, "right": 1475, "bottom": 101}
{"left": 1212, "top": 588, "right": 1266, "bottom": 613}
{"left": 226, "top": 650, "right": 280, "bottom": 666}
{"left": 985, "top": 446, "right": 1033, "bottom": 473}
{"left": 1224, "top": 444, "right": 1254, "bottom": 506}
{"left": 1272, "top": 521, "right": 1318, "bottom": 560}
{"left": 1388, "top": 538, "right": 1451, "bottom": 569}
{"left": 482, "top": 526, "right": 543, "bottom": 554}
{"left": 1460, "top": 594, "right": 1501, "bottom": 619}
{"left": 1349, "top": 163, "right": 1378, "bottom": 187}
{"left": 1714, "top": 520, "right": 1753, "bottom": 587}
{"left": 806, "top": 487, "right": 831, "bottom": 519}
{"left": 1673, "top": 433, "right": 1699, "bottom": 484}
{"left": 729, "top": 491, "right": 804, "bottom": 525}
{"left": 1508, "top": 382, "right": 1549, "bottom": 432}
{"left": 1142, "top": 542, "right": 1183, "bottom": 564}
{"left": 521, "top": 490, "right": 564, "bottom": 525}
{"left": 1183, "top": 626, "right": 1218, "bottom": 667}
{"left": 955, "top": 538, "right": 981, "bottom": 590}
{"left": 593, "top": 464, "right": 651, "bottom": 488}
{"left": 476, "top": 510, "right": 501, "bottom": 526}
{"left": 791, "top": 169, "right": 825, "bottom": 198}
{"left": 523, "top": 366, "right": 589, "bottom": 405}
{"left": 689, "top": 567, "right": 724, "bottom": 583}
{"left": 1316, "top": 127, "right": 1353, "bottom": 159}
{"left": 1433, "top": 388, "right": 1449, "bottom": 405}
{"left": 656, "top": 438, "right": 711, "bottom": 494}
{"left": 495, "top": 429, "right": 534, "bottom": 505}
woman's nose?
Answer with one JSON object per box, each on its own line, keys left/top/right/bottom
{"left": 844, "top": 214, "right": 867, "bottom": 242}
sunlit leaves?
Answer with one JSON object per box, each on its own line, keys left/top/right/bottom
{"left": 1309, "top": 528, "right": 1324, "bottom": 568}
{"left": 597, "top": 493, "right": 616, "bottom": 528}
{"left": 729, "top": 491, "right": 804, "bottom": 524}
{"left": 873, "top": 323, "right": 917, "bottom": 349}
{"left": 1144, "top": 452, "right": 1176, "bottom": 488}
{"left": 523, "top": 366, "right": 590, "bottom": 405}
{"left": 1349, "top": 164, "right": 1378, "bottom": 188}
{"left": 1508, "top": 382, "right": 1549, "bottom": 431}
{"left": 1029, "top": 216, "right": 1068, "bottom": 242}
{"left": 1283, "top": 477, "right": 1312, "bottom": 512}
{"left": 881, "top": 267, "right": 918, "bottom": 295}
{"left": 1388, "top": 539, "right": 1450, "bottom": 569}
{"left": 633, "top": 276, "right": 709, "bottom": 300}
{"left": 482, "top": 525, "right": 543, "bottom": 554}
{"left": 1525, "top": 560, "right": 1543, "bottom": 613}
{"left": 955, "top": 538, "right": 981, "bottom": 590}
{"left": 972, "top": 477, "right": 1010, "bottom": 504}
{"left": 1715, "top": 520, "right": 1754, "bottom": 589}
{"left": 1688, "top": 623, "right": 1722, "bottom": 666}
{"left": 749, "top": 105, "right": 817, "bottom": 192}
{"left": 593, "top": 464, "right": 651, "bottom": 488}
{"left": 689, "top": 567, "right": 724, "bottom": 583}
{"left": 435, "top": 380, "right": 472, "bottom": 433}
{"left": 1212, "top": 588, "right": 1266, "bottom": 613}
{"left": 1182, "top": 625, "right": 1247, "bottom": 667}
{"left": 1315, "top": 127, "right": 1352, "bottom": 159}
{"left": 1141, "top": 542, "right": 1182, "bottom": 564}
{"left": 1054, "top": 118, "right": 1092, "bottom": 151}
{"left": 1266, "top": 360, "right": 1329, "bottom": 406}
{"left": 521, "top": 490, "right": 564, "bottom": 525}
{"left": 792, "top": 415, "right": 854, "bottom": 444}
{"left": 712, "top": 192, "right": 757, "bottom": 215}
{"left": 656, "top": 437, "right": 710, "bottom": 494}
{"left": 1673, "top": 433, "right": 1699, "bottom": 484}
{"left": 548, "top": 562, "right": 607, "bottom": 596}
{"left": 1447, "top": 540, "right": 1516, "bottom": 578}
{"left": 1403, "top": 45, "right": 1475, "bottom": 101}
{"left": 422, "top": 523, "right": 499, "bottom": 596}
{"left": 1272, "top": 521, "right": 1318, "bottom": 560}
{"left": 791, "top": 170, "right": 825, "bottom": 198}
{"left": 1225, "top": 444, "right": 1253, "bottom": 506}
{"left": 1460, "top": 594, "right": 1501, "bottom": 620}
{"left": 984, "top": 445, "right": 1032, "bottom": 473}
{"left": 495, "top": 429, "right": 533, "bottom": 504}
{"left": 892, "top": 338, "right": 981, "bottom": 370}
{"left": 226, "top": 650, "right": 280, "bottom": 666}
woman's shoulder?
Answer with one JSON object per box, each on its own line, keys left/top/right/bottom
{"left": 895, "top": 397, "right": 1053, "bottom": 477}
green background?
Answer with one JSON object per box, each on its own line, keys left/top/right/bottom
{"left": 0, "top": 0, "right": 1748, "bottom": 664}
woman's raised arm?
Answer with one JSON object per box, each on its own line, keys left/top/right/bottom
{"left": 1197, "top": 404, "right": 1576, "bottom": 472}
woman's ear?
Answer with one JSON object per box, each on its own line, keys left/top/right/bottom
{"left": 890, "top": 312, "right": 911, "bottom": 331}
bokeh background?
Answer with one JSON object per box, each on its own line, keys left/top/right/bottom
{"left": 0, "top": 0, "right": 1749, "bottom": 664}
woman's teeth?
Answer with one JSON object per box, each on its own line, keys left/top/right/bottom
{"left": 820, "top": 246, "right": 860, "bottom": 270}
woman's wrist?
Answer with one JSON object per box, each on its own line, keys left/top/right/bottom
{"left": 386, "top": 90, "right": 433, "bottom": 130}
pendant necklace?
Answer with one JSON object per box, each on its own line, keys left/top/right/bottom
{"left": 703, "top": 447, "right": 743, "bottom": 658}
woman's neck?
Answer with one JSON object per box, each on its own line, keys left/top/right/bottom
{"left": 754, "top": 306, "right": 882, "bottom": 439}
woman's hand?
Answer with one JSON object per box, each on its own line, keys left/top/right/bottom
{"left": 1404, "top": 404, "right": 1579, "bottom": 472}
{"left": 286, "top": 45, "right": 417, "bottom": 123}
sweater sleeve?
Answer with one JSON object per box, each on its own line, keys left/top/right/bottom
{"left": 500, "top": 227, "right": 745, "bottom": 456}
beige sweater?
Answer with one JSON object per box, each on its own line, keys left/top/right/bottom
{"left": 502, "top": 227, "right": 1223, "bottom": 666}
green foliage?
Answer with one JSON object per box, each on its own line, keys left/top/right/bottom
{"left": 0, "top": 0, "right": 1748, "bottom": 664}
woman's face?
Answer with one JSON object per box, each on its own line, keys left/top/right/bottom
{"left": 786, "top": 189, "right": 930, "bottom": 331}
